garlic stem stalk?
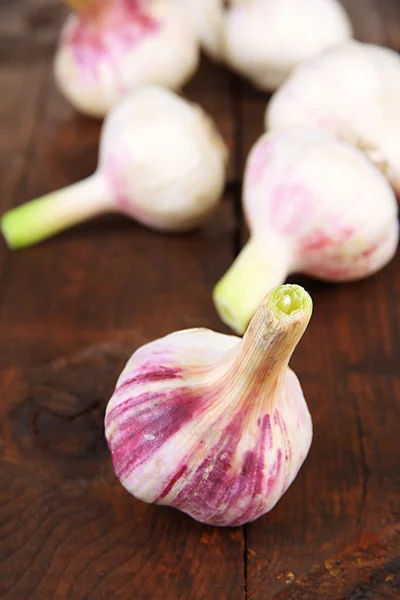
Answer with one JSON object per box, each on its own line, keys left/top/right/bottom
{"left": 1, "top": 175, "right": 114, "bottom": 250}
{"left": 225, "top": 285, "right": 312, "bottom": 397}
{"left": 213, "top": 236, "right": 293, "bottom": 336}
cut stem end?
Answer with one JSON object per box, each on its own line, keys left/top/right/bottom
{"left": 269, "top": 285, "right": 312, "bottom": 321}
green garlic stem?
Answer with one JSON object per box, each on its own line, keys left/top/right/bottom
{"left": 1, "top": 175, "right": 114, "bottom": 250}
{"left": 237, "top": 284, "right": 312, "bottom": 380}
{"left": 213, "top": 236, "right": 292, "bottom": 335}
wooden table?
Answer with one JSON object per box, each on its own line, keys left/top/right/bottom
{"left": 0, "top": 1, "right": 399, "bottom": 598}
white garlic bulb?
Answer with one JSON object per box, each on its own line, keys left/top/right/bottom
{"left": 266, "top": 40, "right": 400, "bottom": 195}
{"left": 105, "top": 284, "right": 313, "bottom": 527}
{"left": 177, "top": 0, "right": 226, "bottom": 61}
{"left": 224, "top": 0, "right": 353, "bottom": 91}
{"left": 1, "top": 86, "right": 227, "bottom": 249}
{"left": 55, "top": 0, "right": 200, "bottom": 117}
{"left": 214, "top": 128, "right": 398, "bottom": 334}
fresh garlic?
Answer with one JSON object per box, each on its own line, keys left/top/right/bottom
{"left": 105, "top": 284, "right": 313, "bottom": 527}
{"left": 55, "top": 0, "right": 200, "bottom": 117}
{"left": 266, "top": 40, "right": 400, "bottom": 195}
{"left": 1, "top": 86, "right": 227, "bottom": 249}
{"left": 214, "top": 128, "right": 399, "bottom": 334}
{"left": 224, "top": 0, "right": 353, "bottom": 91}
{"left": 175, "top": 0, "right": 226, "bottom": 62}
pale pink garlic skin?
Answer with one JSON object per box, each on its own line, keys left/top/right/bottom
{"left": 224, "top": 0, "right": 352, "bottom": 91}
{"left": 105, "top": 288, "right": 313, "bottom": 527}
{"left": 266, "top": 41, "right": 400, "bottom": 195}
{"left": 244, "top": 129, "right": 399, "bottom": 282}
{"left": 0, "top": 86, "right": 227, "bottom": 249}
{"left": 98, "top": 86, "right": 227, "bottom": 231}
{"left": 55, "top": 0, "right": 199, "bottom": 117}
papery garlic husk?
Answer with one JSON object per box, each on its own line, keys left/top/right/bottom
{"left": 224, "top": 0, "right": 352, "bottom": 92}
{"left": 214, "top": 128, "right": 399, "bottom": 334}
{"left": 105, "top": 284, "right": 313, "bottom": 527}
{"left": 1, "top": 86, "right": 228, "bottom": 249}
{"left": 266, "top": 40, "right": 400, "bottom": 195}
{"left": 55, "top": 0, "right": 200, "bottom": 117}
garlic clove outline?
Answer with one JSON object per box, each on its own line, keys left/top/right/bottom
{"left": 56, "top": 0, "right": 200, "bottom": 117}
{"left": 0, "top": 86, "right": 228, "bottom": 249}
{"left": 224, "top": 0, "right": 353, "bottom": 92}
{"left": 105, "top": 284, "right": 313, "bottom": 527}
{"left": 174, "top": 0, "right": 226, "bottom": 62}
{"left": 266, "top": 40, "right": 400, "bottom": 196}
{"left": 213, "top": 128, "right": 399, "bottom": 334}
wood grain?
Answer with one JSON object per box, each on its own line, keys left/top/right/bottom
{"left": 0, "top": 347, "right": 245, "bottom": 600}
{"left": 341, "top": 0, "right": 387, "bottom": 44}
{"left": 0, "top": 0, "right": 66, "bottom": 332}
{"left": 378, "top": 0, "right": 400, "bottom": 50}
{"left": 0, "top": 1, "right": 399, "bottom": 599}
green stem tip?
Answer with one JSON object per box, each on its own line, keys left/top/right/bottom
{"left": 1, "top": 175, "right": 113, "bottom": 250}
{"left": 269, "top": 284, "right": 312, "bottom": 320}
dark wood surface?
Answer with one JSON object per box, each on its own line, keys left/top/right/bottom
{"left": 0, "top": 1, "right": 399, "bottom": 598}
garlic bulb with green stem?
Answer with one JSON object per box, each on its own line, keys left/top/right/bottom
{"left": 105, "top": 284, "right": 313, "bottom": 527}
{"left": 266, "top": 40, "right": 400, "bottom": 195}
{"left": 55, "top": 0, "right": 199, "bottom": 117}
{"left": 1, "top": 86, "right": 227, "bottom": 250}
{"left": 224, "top": 0, "right": 352, "bottom": 92}
{"left": 214, "top": 128, "right": 399, "bottom": 334}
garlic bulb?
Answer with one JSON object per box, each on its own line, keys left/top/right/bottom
{"left": 266, "top": 41, "right": 400, "bottom": 195}
{"left": 1, "top": 86, "right": 227, "bottom": 249}
{"left": 176, "top": 0, "right": 226, "bottom": 61}
{"left": 105, "top": 284, "right": 313, "bottom": 527}
{"left": 55, "top": 0, "right": 200, "bottom": 117}
{"left": 224, "top": 0, "right": 353, "bottom": 91}
{"left": 214, "top": 128, "right": 398, "bottom": 334}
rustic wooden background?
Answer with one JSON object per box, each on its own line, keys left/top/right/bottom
{"left": 0, "top": 1, "right": 399, "bottom": 598}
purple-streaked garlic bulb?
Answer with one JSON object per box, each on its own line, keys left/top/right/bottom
{"left": 55, "top": 0, "right": 199, "bottom": 117}
{"left": 214, "top": 128, "right": 398, "bottom": 334}
{"left": 105, "top": 284, "right": 313, "bottom": 527}
{"left": 266, "top": 41, "right": 400, "bottom": 196}
{"left": 1, "top": 86, "right": 227, "bottom": 249}
{"left": 224, "top": 0, "right": 352, "bottom": 91}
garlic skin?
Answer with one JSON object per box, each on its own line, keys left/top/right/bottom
{"left": 177, "top": 0, "right": 225, "bottom": 61}
{"left": 0, "top": 86, "right": 227, "bottom": 249}
{"left": 105, "top": 284, "right": 313, "bottom": 527}
{"left": 224, "top": 0, "right": 352, "bottom": 91}
{"left": 266, "top": 41, "right": 400, "bottom": 195}
{"left": 214, "top": 128, "right": 399, "bottom": 335}
{"left": 55, "top": 0, "right": 200, "bottom": 117}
